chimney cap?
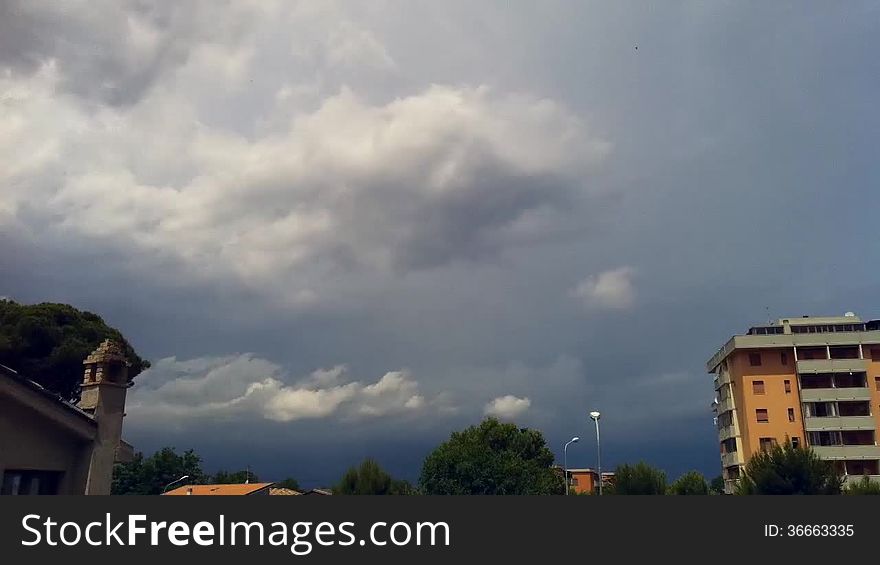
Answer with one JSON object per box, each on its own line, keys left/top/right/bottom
{"left": 83, "top": 339, "right": 130, "bottom": 366}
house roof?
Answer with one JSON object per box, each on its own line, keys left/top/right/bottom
{"left": 1, "top": 363, "right": 97, "bottom": 440}
{"left": 1, "top": 363, "right": 97, "bottom": 425}
{"left": 269, "top": 487, "right": 302, "bottom": 496}
{"left": 163, "top": 483, "right": 275, "bottom": 496}
{"left": 0, "top": 363, "right": 133, "bottom": 460}
{"left": 302, "top": 488, "right": 333, "bottom": 496}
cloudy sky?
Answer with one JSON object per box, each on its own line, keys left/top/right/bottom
{"left": 2, "top": 1, "right": 878, "bottom": 486}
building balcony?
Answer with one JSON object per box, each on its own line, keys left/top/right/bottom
{"left": 718, "top": 423, "right": 738, "bottom": 441}
{"left": 842, "top": 475, "right": 880, "bottom": 487}
{"left": 796, "top": 358, "right": 868, "bottom": 374}
{"left": 804, "top": 416, "right": 876, "bottom": 432}
{"left": 716, "top": 396, "right": 735, "bottom": 414}
{"left": 811, "top": 445, "right": 880, "bottom": 460}
{"left": 799, "top": 388, "right": 872, "bottom": 402}
{"left": 721, "top": 451, "right": 742, "bottom": 468}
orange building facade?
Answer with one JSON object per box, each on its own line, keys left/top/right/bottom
{"left": 566, "top": 469, "right": 615, "bottom": 495}
{"left": 708, "top": 314, "right": 880, "bottom": 493}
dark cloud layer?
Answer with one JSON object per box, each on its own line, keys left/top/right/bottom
{"left": 2, "top": 1, "right": 879, "bottom": 483}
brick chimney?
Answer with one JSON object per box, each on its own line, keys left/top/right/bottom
{"left": 78, "top": 339, "right": 131, "bottom": 495}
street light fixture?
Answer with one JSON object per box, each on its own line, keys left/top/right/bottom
{"left": 563, "top": 437, "right": 580, "bottom": 495}
{"left": 162, "top": 475, "right": 190, "bottom": 494}
{"left": 589, "top": 411, "right": 602, "bottom": 495}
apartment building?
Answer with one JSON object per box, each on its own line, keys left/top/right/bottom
{"left": 707, "top": 313, "right": 880, "bottom": 493}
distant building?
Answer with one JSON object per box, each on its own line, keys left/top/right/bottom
{"left": 164, "top": 483, "right": 274, "bottom": 496}
{"left": 708, "top": 313, "right": 880, "bottom": 493}
{"left": 0, "top": 340, "right": 135, "bottom": 495}
{"left": 566, "top": 468, "right": 615, "bottom": 494}
{"left": 302, "top": 488, "right": 332, "bottom": 496}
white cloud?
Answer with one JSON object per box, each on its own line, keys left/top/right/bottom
{"left": 484, "top": 395, "right": 532, "bottom": 420}
{"left": 572, "top": 267, "right": 637, "bottom": 310}
{"left": 0, "top": 2, "right": 612, "bottom": 308}
{"left": 127, "top": 355, "right": 439, "bottom": 426}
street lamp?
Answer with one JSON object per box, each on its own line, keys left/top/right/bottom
{"left": 563, "top": 437, "right": 580, "bottom": 495}
{"left": 589, "top": 411, "right": 602, "bottom": 495}
{"left": 162, "top": 475, "right": 190, "bottom": 494}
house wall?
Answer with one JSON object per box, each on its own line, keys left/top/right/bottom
{"left": 0, "top": 396, "right": 93, "bottom": 494}
{"left": 569, "top": 470, "right": 598, "bottom": 494}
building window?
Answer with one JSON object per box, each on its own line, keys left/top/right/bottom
{"left": 871, "top": 348, "right": 880, "bottom": 361}
{"left": 759, "top": 437, "right": 777, "bottom": 452}
{"left": 781, "top": 351, "right": 788, "bottom": 365}
{"left": 784, "top": 379, "right": 791, "bottom": 393}
{"left": 791, "top": 437, "right": 800, "bottom": 449}
{"left": 0, "top": 471, "right": 62, "bottom": 495}
{"left": 788, "top": 408, "right": 795, "bottom": 422}
{"left": 875, "top": 377, "right": 880, "bottom": 391}
{"left": 749, "top": 352, "right": 762, "bottom": 367}
{"left": 756, "top": 409, "right": 769, "bottom": 423}
{"left": 753, "top": 380, "right": 765, "bottom": 394}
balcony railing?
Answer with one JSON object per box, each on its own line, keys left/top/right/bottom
{"left": 811, "top": 445, "right": 880, "bottom": 460}
{"left": 800, "top": 388, "right": 872, "bottom": 402}
{"left": 842, "top": 475, "right": 880, "bottom": 486}
{"left": 717, "top": 423, "right": 738, "bottom": 441}
{"left": 796, "top": 358, "right": 868, "bottom": 374}
{"left": 721, "top": 451, "right": 742, "bottom": 468}
{"left": 716, "top": 396, "right": 735, "bottom": 414}
{"left": 804, "top": 416, "right": 876, "bottom": 432}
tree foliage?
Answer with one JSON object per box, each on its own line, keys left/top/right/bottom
{"left": 419, "top": 418, "right": 564, "bottom": 495}
{"left": 212, "top": 469, "right": 259, "bottom": 484}
{"left": 669, "top": 470, "right": 709, "bottom": 495}
{"left": 112, "top": 447, "right": 206, "bottom": 495}
{"left": 608, "top": 462, "right": 667, "bottom": 495}
{"left": 709, "top": 475, "right": 725, "bottom": 494}
{"left": 843, "top": 476, "right": 880, "bottom": 495}
{"left": 736, "top": 441, "right": 842, "bottom": 495}
{"left": 0, "top": 300, "right": 149, "bottom": 401}
{"left": 275, "top": 477, "right": 301, "bottom": 491}
{"left": 334, "top": 458, "right": 415, "bottom": 495}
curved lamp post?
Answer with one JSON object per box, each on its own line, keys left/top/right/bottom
{"left": 589, "top": 411, "right": 602, "bottom": 495}
{"left": 162, "top": 475, "right": 190, "bottom": 494}
{"left": 563, "top": 437, "right": 580, "bottom": 495}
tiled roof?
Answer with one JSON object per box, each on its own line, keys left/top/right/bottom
{"left": 269, "top": 487, "right": 302, "bottom": 496}
{"left": 163, "top": 483, "right": 275, "bottom": 496}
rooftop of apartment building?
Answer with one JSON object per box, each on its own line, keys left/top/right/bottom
{"left": 707, "top": 312, "right": 880, "bottom": 372}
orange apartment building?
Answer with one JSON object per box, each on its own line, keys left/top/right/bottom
{"left": 708, "top": 313, "right": 880, "bottom": 493}
{"left": 567, "top": 469, "right": 615, "bottom": 495}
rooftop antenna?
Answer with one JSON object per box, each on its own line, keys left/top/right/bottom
{"left": 765, "top": 306, "right": 771, "bottom": 324}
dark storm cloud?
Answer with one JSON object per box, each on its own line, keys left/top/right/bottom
{"left": 2, "top": 1, "right": 879, "bottom": 483}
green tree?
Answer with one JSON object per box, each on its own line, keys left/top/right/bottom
{"left": 112, "top": 447, "right": 206, "bottom": 495}
{"left": 843, "top": 476, "right": 880, "bottom": 495}
{"left": 709, "top": 475, "right": 725, "bottom": 494}
{"left": 609, "top": 462, "right": 667, "bottom": 495}
{"left": 275, "top": 477, "right": 301, "bottom": 491}
{"left": 212, "top": 469, "right": 259, "bottom": 484}
{"left": 736, "top": 441, "right": 842, "bottom": 495}
{"left": 419, "top": 418, "right": 564, "bottom": 495}
{"left": 334, "top": 458, "right": 414, "bottom": 495}
{"left": 669, "top": 470, "right": 709, "bottom": 495}
{"left": 0, "top": 300, "right": 149, "bottom": 401}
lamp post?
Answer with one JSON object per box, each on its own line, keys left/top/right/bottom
{"left": 563, "top": 437, "right": 579, "bottom": 495}
{"left": 589, "top": 411, "right": 602, "bottom": 495}
{"left": 162, "top": 474, "right": 190, "bottom": 494}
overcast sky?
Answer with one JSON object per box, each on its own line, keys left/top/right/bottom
{"left": 2, "top": 1, "right": 878, "bottom": 486}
